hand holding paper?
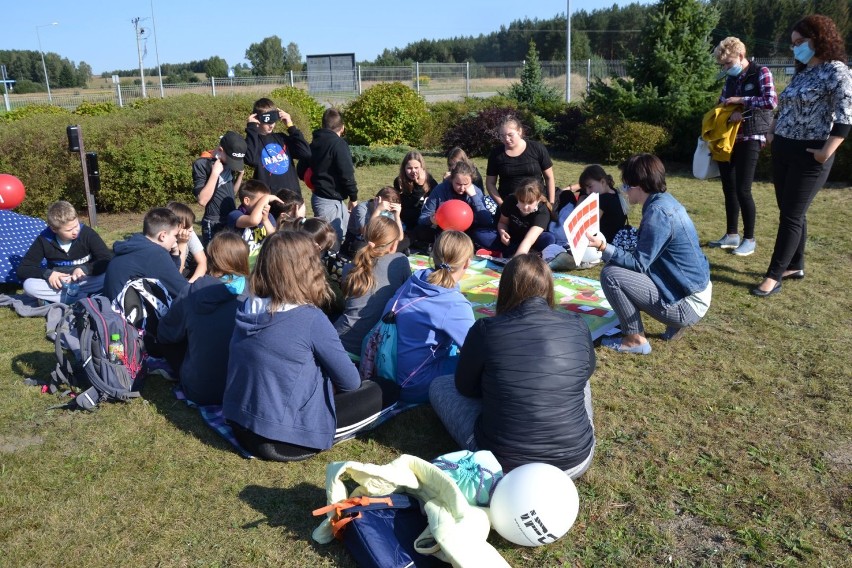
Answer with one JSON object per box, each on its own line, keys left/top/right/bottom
{"left": 562, "top": 193, "right": 600, "bottom": 266}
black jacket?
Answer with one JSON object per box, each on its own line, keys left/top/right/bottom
{"left": 16, "top": 223, "right": 112, "bottom": 281}
{"left": 244, "top": 123, "right": 311, "bottom": 192}
{"left": 455, "top": 297, "right": 596, "bottom": 472}
{"left": 158, "top": 275, "right": 242, "bottom": 405}
{"left": 308, "top": 128, "right": 358, "bottom": 202}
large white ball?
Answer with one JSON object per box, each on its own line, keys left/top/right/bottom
{"left": 488, "top": 463, "right": 579, "bottom": 547}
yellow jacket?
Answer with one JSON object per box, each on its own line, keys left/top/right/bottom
{"left": 313, "top": 454, "right": 511, "bottom": 567}
{"left": 701, "top": 104, "right": 744, "bottom": 162}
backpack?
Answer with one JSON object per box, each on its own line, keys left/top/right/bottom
{"left": 113, "top": 278, "right": 173, "bottom": 338}
{"left": 49, "top": 295, "right": 146, "bottom": 410}
{"left": 312, "top": 494, "right": 447, "bottom": 568}
{"left": 359, "top": 284, "right": 428, "bottom": 382}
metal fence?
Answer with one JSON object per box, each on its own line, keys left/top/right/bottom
{"left": 0, "top": 58, "right": 801, "bottom": 113}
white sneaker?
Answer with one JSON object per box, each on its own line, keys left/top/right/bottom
{"left": 732, "top": 239, "right": 756, "bottom": 256}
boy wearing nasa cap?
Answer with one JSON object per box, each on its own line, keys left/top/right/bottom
{"left": 192, "top": 131, "right": 246, "bottom": 246}
{"left": 245, "top": 97, "right": 311, "bottom": 193}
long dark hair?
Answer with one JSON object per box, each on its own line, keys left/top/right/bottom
{"left": 496, "top": 254, "right": 554, "bottom": 315}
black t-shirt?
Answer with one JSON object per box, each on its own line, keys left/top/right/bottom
{"left": 192, "top": 157, "right": 237, "bottom": 226}
{"left": 500, "top": 195, "right": 550, "bottom": 244}
{"left": 598, "top": 192, "right": 628, "bottom": 242}
{"left": 486, "top": 140, "right": 553, "bottom": 200}
{"left": 395, "top": 174, "right": 438, "bottom": 230}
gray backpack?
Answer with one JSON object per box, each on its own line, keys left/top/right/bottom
{"left": 49, "top": 295, "right": 147, "bottom": 410}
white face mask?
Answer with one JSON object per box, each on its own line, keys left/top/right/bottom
{"left": 726, "top": 64, "right": 743, "bottom": 77}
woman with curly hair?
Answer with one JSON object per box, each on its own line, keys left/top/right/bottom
{"left": 752, "top": 14, "right": 852, "bottom": 296}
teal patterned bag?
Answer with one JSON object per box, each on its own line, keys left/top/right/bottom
{"left": 432, "top": 450, "right": 504, "bottom": 507}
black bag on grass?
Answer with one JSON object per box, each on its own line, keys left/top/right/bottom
{"left": 49, "top": 295, "right": 146, "bottom": 410}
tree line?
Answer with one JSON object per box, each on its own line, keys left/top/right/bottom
{"left": 372, "top": 0, "right": 851, "bottom": 64}
{"left": 0, "top": 50, "right": 91, "bottom": 93}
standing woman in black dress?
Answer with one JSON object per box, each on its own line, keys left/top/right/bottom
{"left": 752, "top": 15, "right": 852, "bottom": 296}
{"left": 485, "top": 115, "right": 556, "bottom": 206}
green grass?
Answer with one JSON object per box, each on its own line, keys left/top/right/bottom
{"left": 1, "top": 156, "right": 850, "bottom": 567}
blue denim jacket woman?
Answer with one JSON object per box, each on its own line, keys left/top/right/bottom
{"left": 587, "top": 154, "right": 712, "bottom": 355}
{"left": 602, "top": 192, "right": 709, "bottom": 306}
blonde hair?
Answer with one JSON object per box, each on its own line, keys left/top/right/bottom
{"left": 428, "top": 230, "right": 473, "bottom": 289}
{"left": 250, "top": 231, "right": 334, "bottom": 312}
{"left": 46, "top": 201, "right": 77, "bottom": 229}
{"left": 714, "top": 37, "right": 746, "bottom": 63}
{"left": 342, "top": 216, "right": 400, "bottom": 299}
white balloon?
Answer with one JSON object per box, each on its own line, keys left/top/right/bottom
{"left": 487, "top": 463, "right": 579, "bottom": 547}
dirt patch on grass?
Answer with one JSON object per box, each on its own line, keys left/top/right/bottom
{"left": 0, "top": 434, "right": 44, "bottom": 453}
{"left": 660, "top": 513, "right": 736, "bottom": 564}
{"left": 824, "top": 442, "right": 852, "bottom": 469}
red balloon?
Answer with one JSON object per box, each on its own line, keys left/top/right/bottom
{"left": 304, "top": 167, "right": 314, "bottom": 190}
{"left": 435, "top": 199, "right": 473, "bottom": 232}
{"left": 0, "top": 174, "right": 25, "bottom": 210}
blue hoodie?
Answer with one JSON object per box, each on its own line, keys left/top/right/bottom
{"left": 222, "top": 298, "right": 361, "bottom": 450}
{"left": 103, "top": 233, "right": 188, "bottom": 301}
{"left": 385, "top": 268, "right": 474, "bottom": 403}
{"left": 417, "top": 180, "right": 494, "bottom": 229}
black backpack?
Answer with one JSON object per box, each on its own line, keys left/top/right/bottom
{"left": 113, "top": 278, "right": 173, "bottom": 339}
{"left": 49, "top": 295, "right": 147, "bottom": 410}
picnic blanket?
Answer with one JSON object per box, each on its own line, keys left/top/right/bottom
{"left": 0, "top": 210, "right": 47, "bottom": 284}
{"left": 172, "top": 385, "right": 419, "bottom": 459}
{"left": 409, "top": 255, "right": 619, "bottom": 340}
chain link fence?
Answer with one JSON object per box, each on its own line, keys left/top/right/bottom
{"left": 1, "top": 58, "right": 803, "bottom": 112}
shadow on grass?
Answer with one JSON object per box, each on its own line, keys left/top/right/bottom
{"left": 10, "top": 350, "right": 57, "bottom": 382}
{"left": 239, "top": 482, "right": 353, "bottom": 566}
{"left": 142, "top": 377, "right": 246, "bottom": 457}
{"left": 362, "top": 404, "right": 458, "bottom": 461}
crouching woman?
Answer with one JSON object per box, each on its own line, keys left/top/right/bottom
{"left": 429, "top": 254, "right": 596, "bottom": 478}
{"left": 223, "top": 231, "right": 383, "bottom": 461}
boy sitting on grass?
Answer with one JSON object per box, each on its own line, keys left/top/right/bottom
{"left": 227, "top": 180, "right": 282, "bottom": 266}
{"left": 16, "top": 200, "right": 112, "bottom": 304}
{"left": 103, "top": 207, "right": 189, "bottom": 301}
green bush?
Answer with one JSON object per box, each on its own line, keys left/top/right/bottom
{"left": 0, "top": 94, "right": 308, "bottom": 215}
{"left": 578, "top": 116, "right": 671, "bottom": 164}
{"left": 344, "top": 82, "right": 428, "bottom": 146}
{"left": 417, "top": 75, "right": 431, "bottom": 87}
{"left": 269, "top": 86, "right": 325, "bottom": 131}
{"left": 549, "top": 105, "right": 587, "bottom": 153}
{"left": 0, "top": 104, "right": 69, "bottom": 123}
{"left": 349, "top": 145, "right": 413, "bottom": 167}
{"left": 73, "top": 101, "right": 118, "bottom": 116}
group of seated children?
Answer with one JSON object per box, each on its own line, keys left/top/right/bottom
{"left": 13, "top": 103, "right": 641, "bottom": 478}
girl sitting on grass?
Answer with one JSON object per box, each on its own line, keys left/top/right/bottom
{"left": 158, "top": 231, "right": 249, "bottom": 405}
{"left": 223, "top": 231, "right": 383, "bottom": 462}
{"left": 394, "top": 150, "right": 438, "bottom": 235}
{"left": 335, "top": 216, "right": 411, "bottom": 360}
{"left": 166, "top": 201, "right": 208, "bottom": 283}
{"left": 495, "top": 178, "right": 556, "bottom": 257}
{"left": 381, "top": 230, "right": 475, "bottom": 403}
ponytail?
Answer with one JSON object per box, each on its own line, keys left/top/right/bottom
{"left": 427, "top": 230, "right": 474, "bottom": 289}
{"left": 341, "top": 216, "right": 400, "bottom": 298}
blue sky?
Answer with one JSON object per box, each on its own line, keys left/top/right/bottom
{"left": 1, "top": 1, "right": 652, "bottom": 74}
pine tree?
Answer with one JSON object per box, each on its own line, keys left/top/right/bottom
{"left": 506, "top": 40, "right": 562, "bottom": 109}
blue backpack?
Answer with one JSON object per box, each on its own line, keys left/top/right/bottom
{"left": 49, "top": 295, "right": 146, "bottom": 410}
{"left": 359, "top": 286, "right": 428, "bottom": 382}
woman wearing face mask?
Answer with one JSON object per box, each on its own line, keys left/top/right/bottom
{"left": 708, "top": 37, "right": 777, "bottom": 257}
{"left": 752, "top": 15, "right": 852, "bottom": 297}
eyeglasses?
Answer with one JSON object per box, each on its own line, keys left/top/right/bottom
{"left": 791, "top": 37, "right": 810, "bottom": 49}
{"left": 621, "top": 183, "right": 637, "bottom": 192}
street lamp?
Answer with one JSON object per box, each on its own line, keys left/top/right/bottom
{"left": 36, "top": 22, "right": 59, "bottom": 103}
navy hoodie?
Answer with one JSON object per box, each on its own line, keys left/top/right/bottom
{"left": 222, "top": 298, "right": 361, "bottom": 450}
{"left": 157, "top": 276, "right": 242, "bottom": 405}
{"left": 103, "top": 233, "right": 188, "bottom": 301}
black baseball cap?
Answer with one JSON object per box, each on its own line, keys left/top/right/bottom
{"left": 219, "top": 131, "right": 246, "bottom": 172}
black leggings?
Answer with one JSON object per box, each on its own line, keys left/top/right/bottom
{"left": 718, "top": 139, "right": 760, "bottom": 239}
{"left": 229, "top": 380, "right": 385, "bottom": 462}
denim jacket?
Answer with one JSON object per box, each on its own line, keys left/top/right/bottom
{"left": 601, "top": 192, "right": 709, "bottom": 306}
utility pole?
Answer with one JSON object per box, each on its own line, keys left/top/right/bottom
{"left": 132, "top": 17, "right": 148, "bottom": 98}
{"left": 566, "top": 1, "right": 572, "bottom": 103}
{"left": 150, "top": 0, "right": 164, "bottom": 97}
